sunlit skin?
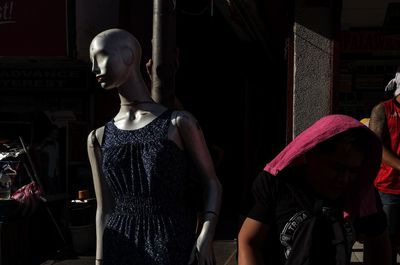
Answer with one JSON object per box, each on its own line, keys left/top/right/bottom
{"left": 304, "top": 142, "right": 364, "bottom": 201}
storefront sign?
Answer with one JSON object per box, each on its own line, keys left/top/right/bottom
{"left": 341, "top": 30, "right": 400, "bottom": 53}
{"left": 0, "top": 1, "right": 15, "bottom": 24}
{"left": 0, "top": 0, "right": 67, "bottom": 56}
{"left": 0, "top": 68, "right": 89, "bottom": 90}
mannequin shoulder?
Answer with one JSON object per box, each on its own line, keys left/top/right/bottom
{"left": 87, "top": 126, "right": 105, "bottom": 148}
{"left": 171, "top": 110, "right": 200, "bottom": 130}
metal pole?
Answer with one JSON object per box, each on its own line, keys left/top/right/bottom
{"left": 151, "top": 0, "right": 177, "bottom": 108}
{"left": 0, "top": 223, "right": 2, "bottom": 265}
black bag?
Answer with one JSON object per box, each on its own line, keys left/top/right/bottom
{"left": 282, "top": 181, "right": 353, "bottom": 265}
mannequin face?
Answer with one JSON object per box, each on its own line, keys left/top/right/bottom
{"left": 90, "top": 37, "right": 132, "bottom": 90}
{"left": 304, "top": 141, "right": 364, "bottom": 201}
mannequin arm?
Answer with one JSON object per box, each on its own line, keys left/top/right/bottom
{"left": 370, "top": 103, "right": 400, "bottom": 170}
{"left": 174, "top": 111, "right": 222, "bottom": 265}
{"left": 87, "top": 129, "right": 114, "bottom": 265}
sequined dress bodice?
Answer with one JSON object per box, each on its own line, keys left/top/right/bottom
{"left": 100, "top": 110, "right": 196, "bottom": 265}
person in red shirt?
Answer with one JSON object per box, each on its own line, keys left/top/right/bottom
{"left": 369, "top": 68, "right": 400, "bottom": 265}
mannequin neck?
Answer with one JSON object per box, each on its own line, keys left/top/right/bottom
{"left": 118, "top": 74, "right": 153, "bottom": 106}
{"left": 120, "top": 100, "right": 155, "bottom": 107}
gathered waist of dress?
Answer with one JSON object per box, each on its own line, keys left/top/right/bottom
{"left": 114, "top": 196, "right": 192, "bottom": 215}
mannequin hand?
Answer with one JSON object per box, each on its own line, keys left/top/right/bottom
{"left": 188, "top": 232, "right": 215, "bottom": 265}
{"left": 145, "top": 58, "right": 153, "bottom": 81}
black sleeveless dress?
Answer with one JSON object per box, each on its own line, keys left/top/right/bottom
{"left": 100, "top": 110, "right": 197, "bottom": 265}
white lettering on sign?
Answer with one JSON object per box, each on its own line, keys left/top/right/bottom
{"left": 0, "top": 1, "right": 15, "bottom": 24}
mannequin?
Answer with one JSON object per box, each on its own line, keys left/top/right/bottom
{"left": 87, "top": 28, "right": 222, "bottom": 265}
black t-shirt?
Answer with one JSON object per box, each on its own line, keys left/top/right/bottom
{"left": 246, "top": 170, "right": 387, "bottom": 264}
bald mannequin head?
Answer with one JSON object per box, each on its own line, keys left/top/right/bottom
{"left": 89, "top": 28, "right": 142, "bottom": 89}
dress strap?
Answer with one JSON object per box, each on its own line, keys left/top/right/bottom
{"left": 91, "top": 128, "right": 100, "bottom": 148}
{"left": 158, "top": 109, "right": 175, "bottom": 139}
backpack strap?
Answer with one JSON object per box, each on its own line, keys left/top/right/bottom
{"left": 282, "top": 179, "right": 351, "bottom": 265}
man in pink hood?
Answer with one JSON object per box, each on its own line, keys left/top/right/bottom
{"left": 238, "top": 114, "right": 391, "bottom": 265}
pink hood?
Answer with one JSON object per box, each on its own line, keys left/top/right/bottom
{"left": 264, "top": 114, "right": 382, "bottom": 218}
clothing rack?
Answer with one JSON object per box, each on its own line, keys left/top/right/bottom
{"left": 18, "top": 136, "right": 67, "bottom": 245}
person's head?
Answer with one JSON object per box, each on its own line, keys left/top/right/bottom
{"left": 265, "top": 114, "right": 382, "bottom": 216}
{"left": 89, "top": 28, "right": 142, "bottom": 89}
{"left": 384, "top": 66, "right": 400, "bottom": 99}
{"left": 303, "top": 129, "right": 368, "bottom": 201}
